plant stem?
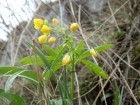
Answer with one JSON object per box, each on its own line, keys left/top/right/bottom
{"left": 63, "top": 66, "right": 69, "bottom": 98}
{"left": 70, "top": 54, "right": 75, "bottom": 102}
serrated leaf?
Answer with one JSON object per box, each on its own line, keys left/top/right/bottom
{"left": 81, "top": 60, "right": 109, "bottom": 79}
{"left": 95, "top": 44, "right": 113, "bottom": 53}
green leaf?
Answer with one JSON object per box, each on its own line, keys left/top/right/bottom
{"left": 101, "top": 93, "right": 112, "bottom": 101}
{"left": 81, "top": 60, "right": 109, "bottom": 79}
{"left": 5, "top": 70, "right": 27, "bottom": 92}
{"left": 95, "top": 44, "right": 113, "bottom": 53}
{"left": 20, "top": 56, "right": 54, "bottom": 67}
{"left": 43, "top": 63, "right": 63, "bottom": 80}
{"left": 28, "top": 43, "right": 50, "bottom": 68}
{"left": 42, "top": 44, "right": 56, "bottom": 57}
{"left": 0, "top": 89, "right": 25, "bottom": 105}
{"left": 75, "top": 40, "right": 84, "bottom": 54}
{"left": 53, "top": 27, "right": 66, "bottom": 33}
{"left": 43, "top": 44, "right": 64, "bottom": 78}
{"left": 78, "top": 44, "right": 113, "bottom": 61}
{"left": 0, "top": 66, "right": 38, "bottom": 84}
{"left": 114, "top": 81, "right": 119, "bottom": 105}
{"left": 79, "top": 50, "right": 90, "bottom": 59}
{"left": 0, "top": 89, "right": 4, "bottom": 93}
{"left": 51, "top": 99, "right": 62, "bottom": 105}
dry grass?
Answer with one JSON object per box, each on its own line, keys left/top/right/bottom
{"left": 0, "top": 0, "right": 140, "bottom": 105}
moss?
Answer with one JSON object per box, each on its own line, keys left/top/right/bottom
{"left": 135, "top": 85, "right": 140, "bottom": 103}
{"left": 134, "top": 42, "right": 140, "bottom": 56}
{"left": 110, "top": 29, "right": 125, "bottom": 39}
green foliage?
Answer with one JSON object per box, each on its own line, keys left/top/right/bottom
{"left": 20, "top": 56, "right": 53, "bottom": 67}
{"left": 28, "top": 42, "right": 50, "bottom": 68}
{"left": 51, "top": 99, "right": 62, "bottom": 105}
{"left": 0, "top": 18, "right": 113, "bottom": 105}
{"left": 43, "top": 43, "right": 65, "bottom": 79}
{"left": 0, "top": 89, "right": 25, "bottom": 105}
{"left": 101, "top": 93, "right": 112, "bottom": 102}
{"left": 4, "top": 70, "right": 27, "bottom": 92}
{"left": 95, "top": 44, "right": 113, "bottom": 53}
{"left": 78, "top": 44, "right": 112, "bottom": 60}
{"left": 81, "top": 60, "right": 109, "bottom": 79}
{"left": 42, "top": 44, "right": 56, "bottom": 57}
{"left": 0, "top": 66, "right": 38, "bottom": 84}
{"left": 114, "top": 81, "right": 119, "bottom": 105}
{"left": 110, "top": 30, "right": 125, "bottom": 39}
{"left": 75, "top": 40, "right": 84, "bottom": 55}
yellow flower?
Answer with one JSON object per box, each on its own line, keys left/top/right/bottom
{"left": 70, "top": 23, "right": 78, "bottom": 31}
{"left": 48, "top": 37, "right": 56, "bottom": 44}
{"left": 40, "top": 25, "right": 51, "bottom": 34}
{"left": 52, "top": 18, "right": 59, "bottom": 26}
{"left": 90, "top": 49, "right": 98, "bottom": 57}
{"left": 33, "top": 18, "right": 44, "bottom": 29}
{"left": 62, "top": 54, "right": 71, "bottom": 65}
{"left": 38, "top": 35, "right": 47, "bottom": 44}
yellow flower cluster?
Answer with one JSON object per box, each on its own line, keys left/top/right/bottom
{"left": 33, "top": 18, "right": 79, "bottom": 44}
{"left": 33, "top": 18, "right": 93, "bottom": 66}
{"left": 33, "top": 18, "right": 59, "bottom": 44}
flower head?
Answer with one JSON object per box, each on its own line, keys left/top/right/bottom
{"left": 40, "top": 25, "right": 51, "bottom": 34}
{"left": 33, "top": 18, "right": 43, "bottom": 29}
{"left": 70, "top": 23, "right": 78, "bottom": 31}
{"left": 48, "top": 37, "right": 56, "bottom": 44}
{"left": 62, "top": 54, "right": 71, "bottom": 66}
{"left": 90, "top": 49, "right": 98, "bottom": 57}
{"left": 52, "top": 18, "right": 59, "bottom": 26}
{"left": 38, "top": 35, "right": 47, "bottom": 44}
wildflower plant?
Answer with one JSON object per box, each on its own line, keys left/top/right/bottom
{"left": 0, "top": 18, "right": 112, "bottom": 105}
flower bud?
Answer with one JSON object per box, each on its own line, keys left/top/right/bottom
{"left": 44, "top": 19, "right": 49, "bottom": 25}
{"left": 70, "top": 23, "right": 78, "bottom": 31}
{"left": 52, "top": 18, "right": 59, "bottom": 26}
{"left": 38, "top": 35, "right": 47, "bottom": 44}
{"left": 62, "top": 54, "right": 71, "bottom": 65}
{"left": 48, "top": 37, "right": 56, "bottom": 44}
{"left": 90, "top": 49, "right": 98, "bottom": 57}
{"left": 33, "top": 18, "right": 43, "bottom": 29}
{"left": 40, "top": 25, "right": 51, "bottom": 34}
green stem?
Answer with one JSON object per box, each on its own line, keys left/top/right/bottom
{"left": 70, "top": 54, "right": 75, "bottom": 102}
{"left": 63, "top": 66, "right": 68, "bottom": 98}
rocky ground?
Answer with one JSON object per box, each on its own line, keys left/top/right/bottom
{"left": 0, "top": 0, "right": 140, "bottom": 104}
